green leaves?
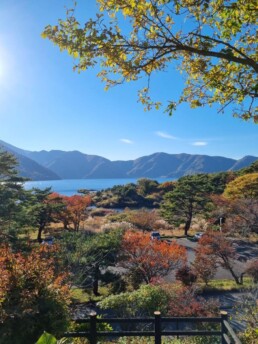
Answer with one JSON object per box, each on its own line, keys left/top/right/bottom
{"left": 42, "top": 0, "right": 258, "bottom": 121}
{"left": 35, "top": 333, "right": 70, "bottom": 344}
{"left": 161, "top": 174, "right": 214, "bottom": 235}
{"left": 35, "top": 332, "right": 57, "bottom": 344}
{"left": 99, "top": 284, "right": 170, "bottom": 317}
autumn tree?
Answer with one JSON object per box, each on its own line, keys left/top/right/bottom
{"left": 211, "top": 194, "right": 258, "bottom": 235}
{"left": 160, "top": 283, "right": 219, "bottom": 317}
{"left": 64, "top": 194, "right": 91, "bottom": 231}
{"left": 223, "top": 173, "right": 258, "bottom": 199}
{"left": 175, "top": 265, "right": 197, "bottom": 286}
{"left": 43, "top": 0, "right": 258, "bottom": 122}
{"left": 195, "top": 231, "right": 244, "bottom": 284}
{"left": 41, "top": 193, "right": 91, "bottom": 231}
{"left": 193, "top": 245, "right": 217, "bottom": 285}
{"left": 119, "top": 230, "right": 186, "bottom": 287}
{"left": 160, "top": 174, "right": 213, "bottom": 236}
{"left": 213, "top": 173, "right": 258, "bottom": 235}
{"left": 0, "top": 245, "right": 70, "bottom": 344}
{"left": 51, "top": 193, "right": 71, "bottom": 229}
{"left": 245, "top": 259, "right": 258, "bottom": 283}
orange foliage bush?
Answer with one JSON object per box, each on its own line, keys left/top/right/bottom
{"left": 120, "top": 230, "right": 187, "bottom": 285}
{"left": 160, "top": 284, "right": 219, "bottom": 317}
{"left": 0, "top": 245, "right": 70, "bottom": 343}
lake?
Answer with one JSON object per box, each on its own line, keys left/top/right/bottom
{"left": 24, "top": 178, "right": 173, "bottom": 196}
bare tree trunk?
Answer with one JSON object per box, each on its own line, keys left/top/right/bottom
{"left": 184, "top": 219, "right": 191, "bottom": 236}
{"left": 93, "top": 265, "right": 100, "bottom": 296}
{"left": 37, "top": 224, "right": 44, "bottom": 243}
{"left": 222, "top": 258, "right": 243, "bottom": 285}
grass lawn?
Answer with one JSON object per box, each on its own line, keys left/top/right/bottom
{"left": 71, "top": 286, "right": 110, "bottom": 303}
{"left": 161, "top": 230, "right": 195, "bottom": 239}
{"left": 200, "top": 277, "right": 254, "bottom": 293}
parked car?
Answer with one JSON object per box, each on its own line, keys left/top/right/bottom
{"left": 42, "top": 236, "right": 54, "bottom": 245}
{"left": 193, "top": 232, "right": 204, "bottom": 241}
{"left": 150, "top": 231, "right": 161, "bottom": 240}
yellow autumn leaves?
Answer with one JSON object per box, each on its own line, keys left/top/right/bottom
{"left": 42, "top": 0, "right": 258, "bottom": 122}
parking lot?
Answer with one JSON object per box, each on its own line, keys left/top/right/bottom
{"left": 166, "top": 237, "right": 252, "bottom": 281}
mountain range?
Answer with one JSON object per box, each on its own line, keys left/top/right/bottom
{"left": 0, "top": 140, "right": 257, "bottom": 181}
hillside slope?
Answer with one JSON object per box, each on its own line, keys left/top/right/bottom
{"left": 0, "top": 140, "right": 257, "bottom": 180}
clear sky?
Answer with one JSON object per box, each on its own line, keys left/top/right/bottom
{"left": 0, "top": 0, "right": 257, "bottom": 161}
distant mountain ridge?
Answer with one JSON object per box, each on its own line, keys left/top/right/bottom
{"left": 0, "top": 140, "right": 257, "bottom": 181}
{"left": 0, "top": 140, "right": 60, "bottom": 180}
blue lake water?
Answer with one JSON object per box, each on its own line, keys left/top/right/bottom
{"left": 24, "top": 178, "right": 173, "bottom": 196}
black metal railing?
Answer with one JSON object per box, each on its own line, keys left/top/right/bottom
{"left": 64, "top": 310, "right": 241, "bottom": 344}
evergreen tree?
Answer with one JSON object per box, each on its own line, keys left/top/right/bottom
{"left": 161, "top": 174, "right": 212, "bottom": 236}
{"left": 0, "top": 150, "right": 27, "bottom": 241}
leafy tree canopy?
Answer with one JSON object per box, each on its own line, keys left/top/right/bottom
{"left": 197, "top": 231, "right": 243, "bottom": 284}
{"left": 99, "top": 284, "right": 170, "bottom": 317}
{"left": 160, "top": 174, "right": 213, "bottom": 235}
{"left": 0, "top": 245, "right": 70, "bottom": 344}
{"left": 100, "top": 282, "right": 218, "bottom": 318}
{"left": 42, "top": 0, "right": 258, "bottom": 121}
{"left": 26, "top": 188, "right": 65, "bottom": 242}
{"left": 237, "top": 159, "right": 258, "bottom": 175}
{"left": 223, "top": 172, "right": 258, "bottom": 199}
{"left": 0, "top": 150, "right": 20, "bottom": 181}
{"left": 0, "top": 150, "right": 28, "bottom": 240}
{"left": 120, "top": 230, "right": 186, "bottom": 285}
{"left": 58, "top": 230, "right": 123, "bottom": 294}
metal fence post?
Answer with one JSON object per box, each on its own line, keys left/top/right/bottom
{"left": 89, "top": 311, "right": 97, "bottom": 344}
{"left": 154, "top": 311, "right": 162, "bottom": 344}
{"left": 220, "top": 311, "right": 228, "bottom": 344}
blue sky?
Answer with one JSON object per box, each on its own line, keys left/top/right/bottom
{"left": 0, "top": 0, "right": 257, "bottom": 161}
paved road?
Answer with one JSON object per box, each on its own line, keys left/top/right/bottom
{"left": 173, "top": 237, "right": 251, "bottom": 280}
{"left": 204, "top": 290, "right": 257, "bottom": 331}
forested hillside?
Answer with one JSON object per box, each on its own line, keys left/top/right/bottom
{"left": 1, "top": 140, "right": 257, "bottom": 180}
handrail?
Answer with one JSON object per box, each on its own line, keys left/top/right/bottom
{"left": 223, "top": 333, "right": 232, "bottom": 344}
{"left": 223, "top": 320, "right": 242, "bottom": 344}
{"left": 64, "top": 311, "right": 242, "bottom": 344}
{"left": 75, "top": 316, "right": 222, "bottom": 323}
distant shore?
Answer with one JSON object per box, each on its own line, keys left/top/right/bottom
{"left": 24, "top": 177, "right": 173, "bottom": 196}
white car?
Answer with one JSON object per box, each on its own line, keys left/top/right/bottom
{"left": 193, "top": 232, "right": 204, "bottom": 241}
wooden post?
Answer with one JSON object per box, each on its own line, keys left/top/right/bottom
{"left": 89, "top": 312, "right": 97, "bottom": 344}
{"left": 154, "top": 311, "right": 161, "bottom": 344}
{"left": 220, "top": 311, "right": 228, "bottom": 344}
